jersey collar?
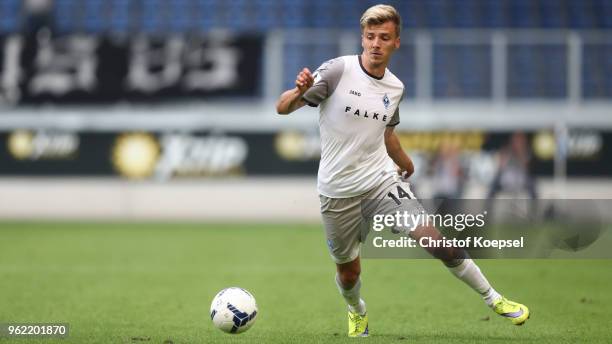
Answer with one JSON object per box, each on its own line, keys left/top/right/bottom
{"left": 358, "top": 55, "right": 384, "bottom": 80}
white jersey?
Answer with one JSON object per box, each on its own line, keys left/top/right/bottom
{"left": 303, "top": 55, "right": 404, "bottom": 198}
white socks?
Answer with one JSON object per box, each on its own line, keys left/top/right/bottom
{"left": 335, "top": 274, "right": 367, "bottom": 315}
{"left": 334, "top": 259, "right": 500, "bottom": 315}
{"left": 447, "top": 259, "right": 501, "bottom": 307}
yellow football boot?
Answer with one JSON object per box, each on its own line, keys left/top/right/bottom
{"left": 348, "top": 310, "right": 369, "bottom": 337}
{"left": 493, "top": 297, "right": 530, "bottom": 325}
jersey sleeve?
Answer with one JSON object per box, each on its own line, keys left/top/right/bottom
{"left": 302, "top": 57, "right": 344, "bottom": 107}
{"left": 386, "top": 87, "right": 404, "bottom": 127}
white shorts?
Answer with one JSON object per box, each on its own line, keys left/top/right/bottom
{"left": 320, "top": 175, "right": 419, "bottom": 264}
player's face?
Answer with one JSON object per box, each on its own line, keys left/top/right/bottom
{"left": 361, "top": 21, "right": 400, "bottom": 67}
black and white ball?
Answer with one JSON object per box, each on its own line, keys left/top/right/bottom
{"left": 210, "top": 287, "right": 258, "bottom": 334}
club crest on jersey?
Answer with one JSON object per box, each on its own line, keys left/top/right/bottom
{"left": 382, "top": 93, "right": 390, "bottom": 109}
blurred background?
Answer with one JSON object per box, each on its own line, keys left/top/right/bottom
{"left": 0, "top": 0, "right": 611, "bottom": 221}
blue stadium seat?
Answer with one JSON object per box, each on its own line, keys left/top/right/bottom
{"left": 281, "top": 1, "right": 306, "bottom": 29}
{"left": 467, "top": 46, "right": 492, "bottom": 97}
{"left": 433, "top": 44, "right": 450, "bottom": 97}
{"left": 583, "top": 44, "right": 612, "bottom": 98}
{"left": 567, "top": 1, "right": 594, "bottom": 29}
{"left": 54, "top": 0, "right": 78, "bottom": 33}
{"left": 0, "top": 0, "right": 19, "bottom": 33}
{"left": 167, "top": 0, "right": 192, "bottom": 33}
{"left": 509, "top": 0, "right": 537, "bottom": 28}
{"left": 602, "top": 0, "right": 612, "bottom": 28}
{"left": 480, "top": 0, "right": 506, "bottom": 28}
{"left": 388, "top": 42, "right": 416, "bottom": 98}
{"left": 592, "top": 0, "right": 612, "bottom": 28}
{"left": 219, "top": 0, "right": 243, "bottom": 31}
{"left": 282, "top": 37, "right": 340, "bottom": 91}
{"left": 543, "top": 46, "right": 566, "bottom": 97}
{"left": 425, "top": 0, "right": 451, "bottom": 28}
{"left": 451, "top": 0, "right": 478, "bottom": 28}
{"left": 108, "top": 0, "right": 130, "bottom": 34}
{"left": 539, "top": 0, "right": 565, "bottom": 28}
{"left": 336, "top": 0, "right": 358, "bottom": 28}
{"left": 84, "top": 0, "right": 106, "bottom": 33}
{"left": 251, "top": 0, "right": 275, "bottom": 30}
{"left": 194, "top": 0, "right": 215, "bottom": 32}
{"left": 310, "top": 2, "right": 335, "bottom": 28}
{"left": 508, "top": 46, "right": 536, "bottom": 97}
{"left": 508, "top": 45, "right": 566, "bottom": 98}
{"left": 433, "top": 44, "right": 491, "bottom": 98}
{"left": 141, "top": 0, "right": 164, "bottom": 34}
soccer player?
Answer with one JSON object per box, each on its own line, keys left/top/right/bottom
{"left": 276, "top": 4, "right": 529, "bottom": 337}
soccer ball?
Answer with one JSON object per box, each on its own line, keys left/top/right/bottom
{"left": 210, "top": 287, "right": 258, "bottom": 334}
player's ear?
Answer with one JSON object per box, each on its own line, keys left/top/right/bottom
{"left": 394, "top": 36, "right": 401, "bottom": 49}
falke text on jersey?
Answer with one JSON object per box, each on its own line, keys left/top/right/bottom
{"left": 344, "top": 106, "right": 388, "bottom": 122}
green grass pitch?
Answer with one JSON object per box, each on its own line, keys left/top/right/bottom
{"left": 1, "top": 222, "right": 611, "bottom": 343}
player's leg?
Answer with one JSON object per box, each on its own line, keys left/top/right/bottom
{"left": 336, "top": 257, "right": 369, "bottom": 337}
{"left": 377, "top": 178, "right": 529, "bottom": 325}
{"left": 336, "top": 256, "right": 366, "bottom": 314}
{"left": 320, "top": 195, "right": 369, "bottom": 337}
{"left": 408, "top": 224, "right": 500, "bottom": 300}
{"left": 408, "top": 224, "right": 530, "bottom": 325}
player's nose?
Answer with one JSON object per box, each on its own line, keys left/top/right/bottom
{"left": 372, "top": 37, "right": 381, "bottom": 48}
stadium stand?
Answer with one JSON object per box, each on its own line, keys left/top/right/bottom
{"left": 0, "top": 0, "right": 609, "bottom": 99}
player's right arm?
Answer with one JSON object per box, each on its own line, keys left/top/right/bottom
{"left": 275, "top": 68, "right": 314, "bottom": 115}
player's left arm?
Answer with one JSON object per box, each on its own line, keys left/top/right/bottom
{"left": 384, "top": 125, "right": 414, "bottom": 179}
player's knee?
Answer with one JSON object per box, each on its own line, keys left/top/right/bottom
{"left": 442, "top": 258, "right": 465, "bottom": 268}
{"left": 432, "top": 247, "right": 468, "bottom": 263}
{"left": 337, "top": 262, "right": 361, "bottom": 287}
{"left": 338, "top": 270, "right": 360, "bottom": 287}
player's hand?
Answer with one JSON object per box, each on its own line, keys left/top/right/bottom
{"left": 295, "top": 68, "right": 314, "bottom": 94}
{"left": 397, "top": 167, "right": 411, "bottom": 181}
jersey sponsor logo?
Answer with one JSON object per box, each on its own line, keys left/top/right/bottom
{"left": 349, "top": 90, "right": 361, "bottom": 97}
{"left": 344, "top": 106, "right": 388, "bottom": 122}
{"left": 382, "top": 93, "right": 390, "bottom": 109}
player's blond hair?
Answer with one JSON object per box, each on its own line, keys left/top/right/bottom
{"left": 360, "top": 4, "right": 402, "bottom": 37}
